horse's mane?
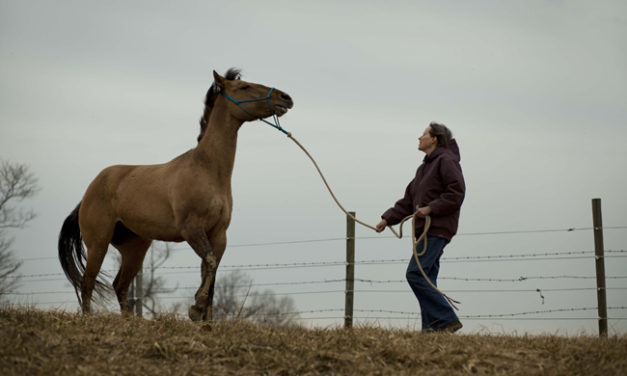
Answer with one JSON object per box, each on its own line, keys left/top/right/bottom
{"left": 197, "top": 68, "right": 242, "bottom": 142}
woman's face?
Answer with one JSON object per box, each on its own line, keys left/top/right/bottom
{"left": 418, "top": 126, "right": 437, "bottom": 152}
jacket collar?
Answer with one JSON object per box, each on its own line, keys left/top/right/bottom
{"left": 423, "top": 139, "right": 461, "bottom": 163}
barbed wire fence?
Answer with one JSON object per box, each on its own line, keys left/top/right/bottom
{"left": 4, "top": 200, "right": 627, "bottom": 336}
{"left": 6, "top": 246, "right": 627, "bottom": 325}
{"left": 5, "top": 251, "right": 627, "bottom": 324}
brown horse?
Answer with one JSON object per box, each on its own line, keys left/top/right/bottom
{"left": 58, "top": 68, "right": 294, "bottom": 321}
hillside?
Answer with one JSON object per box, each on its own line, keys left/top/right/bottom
{"left": 1, "top": 307, "right": 625, "bottom": 375}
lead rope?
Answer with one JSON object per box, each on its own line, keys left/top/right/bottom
{"left": 223, "top": 88, "right": 460, "bottom": 309}
{"left": 286, "top": 133, "right": 460, "bottom": 310}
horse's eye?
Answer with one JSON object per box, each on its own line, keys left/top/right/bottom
{"left": 241, "top": 85, "right": 250, "bottom": 90}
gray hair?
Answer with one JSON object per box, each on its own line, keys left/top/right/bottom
{"left": 429, "top": 122, "right": 453, "bottom": 147}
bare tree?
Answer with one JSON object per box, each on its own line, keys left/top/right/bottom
{"left": 0, "top": 235, "right": 22, "bottom": 297}
{"left": 112, "top": 248, "right": 298, "bottom": 324}
{"left": 0, "top": 160, "right": 39, "bottom": 298}
{"left": 214, "top": 270, "right": 299, "bottom": 326}
{"left": 139, "top": 242, "right": 179, "bottom": 317}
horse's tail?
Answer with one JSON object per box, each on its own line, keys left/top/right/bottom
{"left": 58, "top": 202, "right": 108, "bottom": 306}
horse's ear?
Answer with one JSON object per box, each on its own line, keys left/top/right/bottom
{"left": 213, "top": 70, "right": 226, "bottom": 89}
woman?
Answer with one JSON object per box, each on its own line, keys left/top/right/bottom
{"left": 376, "top": 122, "right": 465, "bottom": 333}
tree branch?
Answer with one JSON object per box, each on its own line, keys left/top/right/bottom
{"left": 0, "top": 160, "right": 39, "bottom": 297}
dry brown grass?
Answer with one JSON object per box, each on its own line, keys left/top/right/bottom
{"left": 1, "top": 307, "right": 625, "bottom": 375}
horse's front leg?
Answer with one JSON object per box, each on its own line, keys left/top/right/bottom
{"left": 186, "top": 233, "right": 216, "bottom": 321}
{"left": 186, "top": 230, "right": 225, "bottom": 322}
{"left": 189, "top": 261, "right": 217, "bottom": 320}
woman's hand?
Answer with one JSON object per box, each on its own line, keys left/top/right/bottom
{"left": 375, "top": 219, "right": 388, "bottom": 233}
{"left": 416, "top": 206, "right": 432, "bottom": 218}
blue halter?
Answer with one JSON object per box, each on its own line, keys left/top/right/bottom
{"left": 221, "top": 87, "right": 290, "bottom": 136}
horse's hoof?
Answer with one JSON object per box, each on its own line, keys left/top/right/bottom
{"left": 188, "top": 305, "right": 203, "bottom": 322}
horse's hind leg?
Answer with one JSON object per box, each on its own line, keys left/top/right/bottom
{"left": 81, "top": 241, "right": 109, "bottom": 313}
{"left": 112, "top": 237, "right": 151, "bottom": 314}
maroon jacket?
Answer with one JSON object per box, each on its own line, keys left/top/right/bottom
{"left": 382, "top": 139, "right": 465, "bottom": 241}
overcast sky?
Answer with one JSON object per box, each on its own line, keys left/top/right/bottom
{"left": 1, "top": 0, "right": 626, "bottom": 335}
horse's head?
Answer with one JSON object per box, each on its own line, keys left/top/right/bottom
{"left": 215, "top": 69, "right": 293, "bottom": 120}
{"left": 198, "top": 68, "right": 294, "bottom": 141}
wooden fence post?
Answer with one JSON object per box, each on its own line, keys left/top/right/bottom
{"left": 345, "top": 211, "right": 355, "bottom": 328}
{"left": 592, "top": 198, "right": 607, "bottom": 338}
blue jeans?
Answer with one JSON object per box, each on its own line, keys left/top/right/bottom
{"left": 406, "top": 236, "right": 458, "bottom": 331}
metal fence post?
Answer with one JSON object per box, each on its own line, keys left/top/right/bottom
{"left": 345, "top": 211, "right": 355, "bottom": 328}
{"left": 128, "top": 278, "right": 135, "bottom": 313}
{"left": 592, "top": 198, "right": 607, "bottom": 338}
{"left": 136, "top": 269, "right": 143, "bottom": 318}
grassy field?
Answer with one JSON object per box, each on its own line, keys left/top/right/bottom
{"left": 1, "top": 307, "right": 625, "bottom": 375}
